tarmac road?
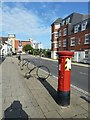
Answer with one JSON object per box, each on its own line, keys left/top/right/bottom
{"left": 21, "top": 54, "right": 89, "bottom": 93}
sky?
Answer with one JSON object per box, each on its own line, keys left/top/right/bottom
{"left": 0, "top": 1, "right": 89, "bottom": 48}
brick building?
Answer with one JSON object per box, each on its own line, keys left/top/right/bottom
{"left": 51, "top": 12, "right": 90, "bottom": 63}
{"left": 15, "top": 40, "right": 32, "bottom": 52}
{"left": 21, "top": 41, "right": 32, "bottom": 48}
{"left": 15, "top": 40, "right": 20, "bottom": 52}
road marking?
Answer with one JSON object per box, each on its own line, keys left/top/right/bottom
{"left": 70, "top": 84, "right": 89, "bottom": 96}
{"left": 51, "top": 75, "right": 89, "bottom": 96}
{"left": 26, "top": 56, "right": 89, "bottom": 96}
{"left": 80, "top": 72, "right": 88, "bottom": 76}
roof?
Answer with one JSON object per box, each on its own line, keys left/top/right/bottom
{"left": 51, "top": 18, "right": 62, "bottom": 26}
{"left": 82, "top": 14, "right": 90, "bottom": 20}
{"left": 62, "top": 12, "right": 83, "bottom": 21}
{"left": 21, "top": 41, "right": 31, "bottom": 42}
{"left": 63, "top": 12, "right": 84, "bottom": 25}
{"left": 51, "top": 12, "right": 84, "bottom": 26}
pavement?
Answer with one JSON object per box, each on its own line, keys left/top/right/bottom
{"left": 0, "top": 56, "right": 90, "bottom": 119}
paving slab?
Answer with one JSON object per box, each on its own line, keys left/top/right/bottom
{"left": 0, "top": 56, "right": 89, "bottom": 119}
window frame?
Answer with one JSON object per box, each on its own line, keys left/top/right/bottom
{"left": 85, "top": 50, "right": 89, "bottom": 58}
{"left": 55, "top": 32, "right": 58, "bottom": 39}
{"left": 55, "top": 24, "right": 60, "bottom": 29}
{"left": 71, "top": 37, "right": 75, "bottom": 46}
{"left": 81, "top": 21, "right": 87, "bottom": 31}
{"left": 58, "top": 40, "right": 61, "bottom": 47}
{"left": 84, "top": 34, "right": 89, "bottom": 44}
{"left": 74, "top": 25, "right": 78, "bottom": 33}
{"left": 63, "top": 39, "right": 66, "bottom": 47}
{"left": 63, "top": 28, "right": 67, "bottom": 36}
{"left": 54, "top": 43, "right": 58, "bottom": 48}
{"left": 62, "top": 20, "right": 65, "bottom": 25}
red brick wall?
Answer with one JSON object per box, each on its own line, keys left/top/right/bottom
{"left": 15, "top": 40, "right": 19, "bottom": 51}
{"left": 21, "top": 41, "right": 32, "bottom": 48}
{"left": 15, "top": 40, "right": 32, "bottom": 52}
{"left": 58, "top": 27, "right": 90, "bottom": 51}
{"left": 52, "top": 25, "right": 58, "bottom": 33}
{"left": 69, "top": 29, "right": 90, "bottom": 51}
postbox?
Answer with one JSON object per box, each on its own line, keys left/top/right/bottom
{"left": 57, "top": 51, "right": 74, "bottom": 106}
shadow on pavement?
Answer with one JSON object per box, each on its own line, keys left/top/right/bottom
{"left": 2, "top": 101, "right": 28, "bottom": 120}
{"left": 0, "top": 56, "right": 6, "bottom": 64}
{"left": 37, "top": 78, "right": 59, "bottom": 104}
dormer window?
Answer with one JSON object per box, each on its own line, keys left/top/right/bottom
{"left": 81, "top": 21, "right": 87, "bottom": 31}
{"left": 74, "top": 24, "right": 79, "bottom": 33}
{"left": 62, "top": 20, "right": 65, "bottom": 25}
{"left": 66, "top": 17, "right": 70, "bottom": 24}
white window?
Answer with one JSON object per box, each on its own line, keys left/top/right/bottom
{"left": 71, "top": 37, "right": 75, "bottom": 46}
{"left": 85, "top": 34, "right": 89, "bottom": 44}
{"left": 62, "top": 20, "right": 65, "bottom": 25}
{"left": 81, "top": 21, "right": 87, "bottom": 31}
{"left": 66, "top": 17, "right": 70, "bottom": 24}
{"left": 58, "top": 41, "right": 61, "bottom": 47}
{"left": 55, "top": 24, "right": 60, "bottom": 29}
{"left": 58, "top": 30, "right": 61, "bottom": 37}
{"left": 55, "top": 32, "right": 58, "bottom": 38}
{"left": 74, "top": 25, "right": 78, "bottom": 33}
{"left": 54, "top": 43, "right": 58, "bottom": 48}
{"left": 85, "top": 50, "right": 89, "bottom": 58}
{"left": 63, "top": 28, "right": 67, "bottom": 36}
{"left": 63, "top": 39, "right": 66, "bottom": 47}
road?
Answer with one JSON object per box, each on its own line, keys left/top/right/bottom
{"left": 21, "top": 54, "right": 89, "bottom": 93}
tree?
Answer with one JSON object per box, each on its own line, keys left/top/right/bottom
{"left": 23, "top": 44, "right": 33, "bottom": 53}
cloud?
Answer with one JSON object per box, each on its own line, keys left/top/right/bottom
{"left": 0, "top": 5, "right": 2, "bottom": 34}
{"left": 1, "top": 0, "right": 89, "bottom": 2}
{"left": 1, "top": 3, "right": 50, "bottom": 43}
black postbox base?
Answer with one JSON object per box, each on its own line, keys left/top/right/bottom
{"left": 58, "top": 90, "right": 70, "bottom": 106}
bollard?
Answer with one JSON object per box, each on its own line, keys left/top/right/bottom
{"left": 57, "top": 51, "right": 74, "bottom": 106}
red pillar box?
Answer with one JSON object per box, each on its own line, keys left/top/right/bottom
{"left": 57, "top": 51, "right": 74, "bottom": 106}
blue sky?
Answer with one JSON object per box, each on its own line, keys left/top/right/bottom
{"left": 0, "top": 2, "right": 89, "bottom": 48}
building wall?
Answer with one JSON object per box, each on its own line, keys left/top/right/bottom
{"left": 51, "top": 24, "right": 60, "bottom": 59}
{"left": 21, "top": 41, "right": 32, "bottom": 48}
{"left": 15, "top": 40, "right": 19, "bottom": 52}
{"left": 51, "top": 13, "right": 90, "bottom": 62}
{"left": 69, "top": 29, "right": 90, "bottom": 51}
{"left": 9, "top": 37, "right": 15, "bottom": 53}
{"left": 51, "top": 51, "right": 57, "bottom": 59}
{"left": 1, "top": 43, "right": 8, "bottom": 56}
